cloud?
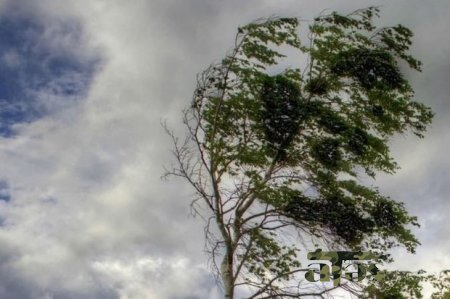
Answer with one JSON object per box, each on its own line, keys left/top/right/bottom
{"left": 0, "top": 0, "right": 448, "bottom": 298}
{"left": 0, "top": 0, "right": 100, "bottom": 136}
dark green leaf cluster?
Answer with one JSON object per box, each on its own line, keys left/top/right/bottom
{"left": 259, "top": 75, "right": 302, "bottom": 160}
{"left": 305, "top": 77, "right": 330, "bottom": 95}
{"left": 331, "top": 48, "right": 405, "bottom": 90}
{"left": 274, "top": 178, "right": 419, "bottom": 251}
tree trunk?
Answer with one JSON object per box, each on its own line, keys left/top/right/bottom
{"left": 221, "top": 252, "right": 234, "bottom": 299}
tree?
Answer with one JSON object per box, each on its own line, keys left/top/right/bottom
{"left": 166, "top": 6, "right": 435, "bottom": 298}
{"left": 430, "top": 270, "right": 450, "bottom": 299}
{"left": 364, "top": 270, "right": 450, "bottom": 299}
{"left": 364, "top": 270, "right": 426, "bottom": 298}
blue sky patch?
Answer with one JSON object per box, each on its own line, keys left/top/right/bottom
{"left": 0, "top": 12, "right": 100, "bottom": 137}
{"left": 0, "top": 181, "right": 10, "bottom": 202}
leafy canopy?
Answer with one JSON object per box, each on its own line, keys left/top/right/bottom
{"left": 196, "top": 6, "right": 431, "bottom": 251}
{"left": 181, "top": 6, "right": 434, "bottom": 297}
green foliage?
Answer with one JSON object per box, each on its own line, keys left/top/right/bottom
{"left": 245, "top": 229, "right": 301, "bottom": 282}
{"left": 364, "top": 270, "right": 426, "bottom": 298}
{"left": 364, "top": 270, "right": 450, "bottom": 299}
{"left": 430, "top": 270, "right": 450, "bottom": 299}
{"left": 331, "top": 48, "right": 405, "bottom": 90}
{"left": 259, "top": 75, "right": 302, "bottom": 160}
{"left": 305, "top": 77, "right": 330, "bottom": 95}
{"left": 183, "top": 6, "right": 434, "bottom": 297}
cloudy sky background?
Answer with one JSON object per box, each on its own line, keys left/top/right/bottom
{"left": 0, "top": 0, "right": 449, "bottom": 298}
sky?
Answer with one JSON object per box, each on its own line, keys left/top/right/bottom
{"left": 0, "top": 0, "right": 449, "bottom": 298}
